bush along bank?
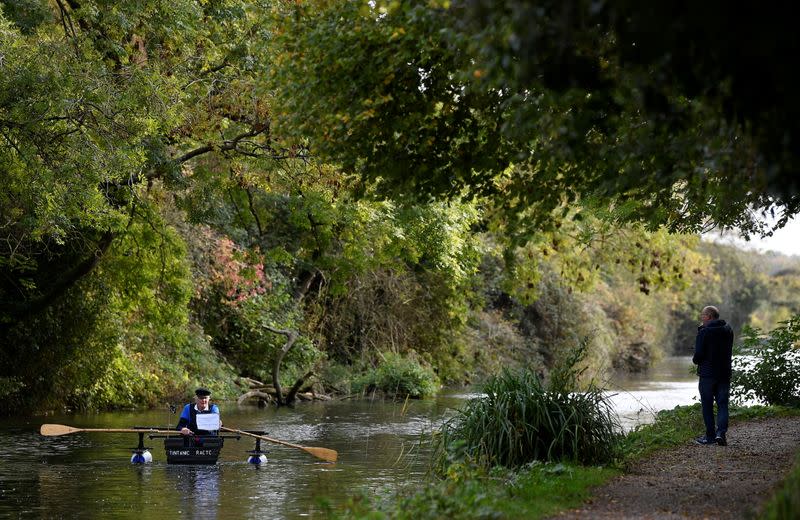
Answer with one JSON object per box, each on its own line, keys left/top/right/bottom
{"left": 761, "top": 450, "right": 800, "bottom": 520}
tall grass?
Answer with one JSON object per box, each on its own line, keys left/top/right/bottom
{"left": 436, "top": 344, "right": 622, "bottom": 470}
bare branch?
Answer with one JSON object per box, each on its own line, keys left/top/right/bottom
{"left": 175, "top": 126, "right": 267, "bottom": 163}
{"left": 54, "top": 0, "right": 78, "bottom": 40}
{"left": 244, "top": 185, "right": 264, "bottom": 236}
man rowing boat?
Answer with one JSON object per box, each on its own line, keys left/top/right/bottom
{"left": 177, "top": 387, "right": 221, "bottom": 436}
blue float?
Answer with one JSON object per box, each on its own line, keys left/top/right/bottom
{"left": 247, "top": 437, "right": 268, "bottom": 465}
{"left": 131, "top": 432, "right": 153, "bottom": 464}
{"left": 247, "top": 453, "right": 267, "bottom": 465}
{"left": 131, "top": 449, "right": 153, "bottom": 464}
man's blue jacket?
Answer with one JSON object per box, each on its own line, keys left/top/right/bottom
{"left": 692, "top": 319, "right": 734, "bottom": 380}
{"left": 176, "top": 403, "right": 220, "bottom": 435}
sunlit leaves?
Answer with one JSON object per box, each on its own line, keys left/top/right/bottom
{"left": 503, "top": 208, "right": 708, "bottom": 306}
{"left": 0, "top": 16, "right": 159, "bottom": 303}
{"left": 0, "top": 0, "right": 270, "bottom": 311}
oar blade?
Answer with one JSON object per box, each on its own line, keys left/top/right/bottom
{"left": 304, "top": 446, "right": 338, "bottom": 463}
{"left": 222, "top": 426, "right": 338, "bottom": 462}
{"left": 40, "top": 424, "right": 80, "bottom": 436}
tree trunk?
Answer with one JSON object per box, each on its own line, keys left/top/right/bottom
{"left": 285, "top": 370, "right": 314, "bottom": 406}
{"left": 236, "top": 390, "right": 274, "bottom": 405}
{"left": 264, "top": 325, "right": 298, "bottom": 406}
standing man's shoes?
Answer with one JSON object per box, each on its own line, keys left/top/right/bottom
{"left": 695, "top": 436, "right": 715, "bottom": 445}
{"left": 715, "top": 435, "right": 727, "bottom": 446}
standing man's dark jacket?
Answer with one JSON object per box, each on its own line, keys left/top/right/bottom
{"left": 692, "top": 319, "right": 734, "bottom": 380}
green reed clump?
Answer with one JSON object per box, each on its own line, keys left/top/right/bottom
{"left": 436, "top": 346, "right": 622, "bottom": 470}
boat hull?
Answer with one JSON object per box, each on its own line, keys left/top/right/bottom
{"left": 164, "top": 436, "right": 223, "bottom": 464}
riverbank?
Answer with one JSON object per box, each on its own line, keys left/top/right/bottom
{"left": 328, "top": 405, "right": 800, "bottom": 519}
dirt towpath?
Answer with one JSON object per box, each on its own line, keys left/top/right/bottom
{"left": 551, "top": 416, "right": 800, "bottom": 519}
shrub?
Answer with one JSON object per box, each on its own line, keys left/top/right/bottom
{"left": 435, "top": 344, "right": 622, "bottom": 470}
{"left": 731, "top": 315, "right": 800, "bottom": 406}
{"left": 318, "top": 362, "right": 354, "bottom": 395}
{"left": 353, "top": 352, "right": 440, "bottom": 398}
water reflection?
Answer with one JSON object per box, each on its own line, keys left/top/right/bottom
{"left": 607, "top": 356, "right": 698, "bottom": 430}
{"left": 168, "top": 466, "right": 221, "bottom": 519}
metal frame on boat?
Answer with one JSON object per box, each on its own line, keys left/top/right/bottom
{"left": 131, "top": 427, "right": 268, "bottom": 465}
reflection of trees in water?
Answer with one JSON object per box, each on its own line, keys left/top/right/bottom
{"left": 167, "top": 466, "right": 221, "bottom": 520}
{"left": 31, "top": 460, "right": 224, "bottom": 519}
{"left": 35, "top": 462, "right": 164, "bottom": 518}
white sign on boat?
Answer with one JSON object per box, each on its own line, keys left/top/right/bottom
{"left": 196, "top": 413, "right": 220, "bottom": 431}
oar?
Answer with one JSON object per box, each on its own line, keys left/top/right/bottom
{"left": 220, "top": 426, "right": 337, "bottom": 463}
{"left": 40, "top": 424, "right": 178, "bottom": 436}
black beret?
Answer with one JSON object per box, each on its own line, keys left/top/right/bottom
{"left": 195, "top": 387, "right": 211, "bottom": 397}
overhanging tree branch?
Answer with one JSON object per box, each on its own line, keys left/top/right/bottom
{"left": 0, "top": 231, "right": 114, "bottom": 318}
{"left": 175, "top": 126, "right": 269, "bottom": 164}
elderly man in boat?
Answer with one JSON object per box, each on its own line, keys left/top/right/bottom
{"left": 177, "top": 387, "right": 221, "bottom": 437}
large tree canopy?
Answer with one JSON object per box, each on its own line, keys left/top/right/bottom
{"left": 2, "top": 0, "right": 798, "bottom": 414}
{"left": 4, "top": 0, "right": 796, "bottom": 318}
{"left": 269, "top": 0, "right": 799, "bottom": 239}
{"left": 0, "top": 0, "right": 277, "bottom": 318}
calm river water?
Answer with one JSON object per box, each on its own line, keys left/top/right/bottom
{"left": 0, "top": 357, "right": 698, "bottom": 518}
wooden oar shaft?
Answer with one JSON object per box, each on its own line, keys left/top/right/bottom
{"left": 220, "top": 426, "right": 337, "bottom": 462}
{"left": 40, "top": 424, "right": 177, "bottom": 436}
{"left": 238, "top": 429, "right": 303, "bottom": 449}
{"left": 80, "top": 428, "right": 178, "bottom": 434}
{"left": 221, "top": 426, "right": 300, "bottom": 448}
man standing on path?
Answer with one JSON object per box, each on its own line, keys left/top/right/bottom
{"left": 692, "top": 305, "right": 734, "bottom": 446}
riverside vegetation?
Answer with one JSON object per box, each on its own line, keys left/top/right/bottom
{"left": 324, "top": 317, "right": 800, "bottom": 519}
{"left": 2, "top": 1, "right": 800, "bottom": 414}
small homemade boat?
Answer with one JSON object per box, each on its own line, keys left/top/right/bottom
{"left": 161, "top": 435, "right": 226, "bottom": 464}
{"left": 138, "top": 428, "right": 268, "bottom": 465}
{"left": 39, "top": 423, "right": 336, "bottom": 463}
